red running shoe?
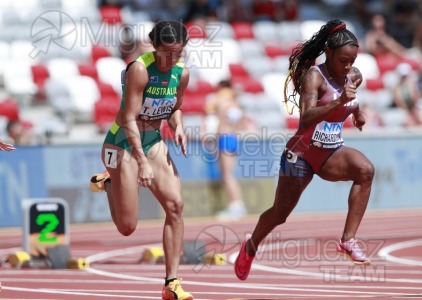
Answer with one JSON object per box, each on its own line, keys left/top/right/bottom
{"left": 234, "top": 234, "right": 255, "bottom": 280}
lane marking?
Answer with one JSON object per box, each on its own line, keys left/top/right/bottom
{"left": 228, "top": 244, "right": 422, "bottom": 284}
{"left": 85, "top": 244, "right": 421, "bottom": 296}
{"left": 3, "top": 286, "right": 146, "bottom": 298}
{"left": 378, "top": 239, "right": 422, "bottom": 266}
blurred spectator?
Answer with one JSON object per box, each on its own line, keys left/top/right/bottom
{"left": 252, "top": 0, "right": 282, "bottom": 21}
{"left": 280, "top": 0, "right": 299, "bottom": 21}
{"left": 183, "top": 0, "right": 221, "bottom": 22}
{"left": 6, "top": 120, "right": 36, "bottom": 146}
{"left": 392, "top": 63, "right": 422, "bottom": 127}
{"left": 251, "top": 0, "right": 298, "bottom": 22}
{"left": 359, "top": 103, "right": 384, "bottom": 128}
{"left": 227, "top": 0, "right": 254, "bottom": 22}
{"left": 351, "top": 0, "right": 390, "bottom": 28}
{"left": 388, "top": 0, "right": 419, "bottom": 49}
{"left": 98, "top": 0, "right": 128, "bottom": 7}
{"left": 365, "top": 13, "right": 406, "bottom": 58}
{"left": 204, "top": 80, "right": 256, "bottom": 219}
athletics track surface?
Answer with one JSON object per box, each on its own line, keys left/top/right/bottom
{"left": 1, "top": 209, "right": 421, "bottom": 299}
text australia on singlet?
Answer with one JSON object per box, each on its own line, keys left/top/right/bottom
{"left": 311, "top": 121, "right": 344, "bottom": 149}
{"left": 140, "top": 86, "right": 177, "bottom": 121}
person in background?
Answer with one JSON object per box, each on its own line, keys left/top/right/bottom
{"left": 183, "top": 0, "right": 220, "bottom": 22}
{"left": 365, "top": 13, "right": 406, "bottom": 58}
{"left": 89, "top": 21, "right": 193, "bottom": 300}
{"left": 204, "top": 80, "right": 254, "bottom": 219}
{"left": 392, "top": 62, "right": 422, "bottom": 127}
{"left": 6, "top": 120, "right": 36, "bottom": 146}
{"left": 234, "top": 19, "right": 374, "bottom": 281}
{"left": 359, "top": 103, "right": 384, "bottom": 128}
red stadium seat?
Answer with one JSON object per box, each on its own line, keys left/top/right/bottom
{"left": 78, "top": 63, "right": 98, "bottom": 81}
{"left": 93, "top": 97, "right": 120, "bottom": 131}
{"left": 232, "top": 77, "right": 264, "bottom": 93}
{"left": 229, "top": 63, "right": 250, "bottom": 78}
{"left": 286, "top": 116, "right": 299, "bottom": 129}
{"left": 184, "top": 22, "right": 207, "bottom": 39}
{"left": 99, "top": 5, "right": 122, "bottom": 25}
{"left": 97, "top": 81, "right": 120, "bottom": 99}
{"left": 365, "top": 78, "right": 384, "bottom": 91}
{"left": 231, "top": 22, "right": 254, "bottom": 39}
{"left": 264, "top": 44, "right": 288, "bottom": 58}
{"left": 31, "top": 64, "right": 49, "bottom": 90}
{"left": 182, "top": 93, "right": 206, "bottom": 114}
{"left": 195, "top": 80, "right": 216, "bottom": 95}
{"left": 186, "top": 80, "right": 216, "bottom": 96}
{"left": 0, "top": 98, "right": 19, "bottom": 121}
{"left": 91, "top": 46, "right": 112, "bottom": 63}
{"left": 375, "top": 54, "right": 400, "bottom": 75}
{"left": 31, "top": 64, "right": 50, "bottom": 102}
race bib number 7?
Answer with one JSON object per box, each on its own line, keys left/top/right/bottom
{"left": 104, "top": 148, "right": 118, "bottom": 168}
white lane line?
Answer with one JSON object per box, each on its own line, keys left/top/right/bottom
{"left": 2, "top": 286, "right": 147, "bottom": 298}
{"left": 228, "top": 247, "right": 422, "bottom": 285}
{"left": 378, "top": 239, "right": 422, "bottom": 266}
{"left": 84, "top": 244, "right": 418, "bottom": 297}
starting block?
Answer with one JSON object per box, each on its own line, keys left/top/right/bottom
{"left": 47, "top": 245, "right": 71, "bottom": 269}
{"left": 7, "top": 247, "right": 89, "bottom": 270}
{"left": 8, "top": 251, "right": 31, "bottom": 268}
{"left": 139, "top": 241, "right": 228, "bottom": 267}
{"left": 202, "top": 253, "right": 227, "bottom": 265}
{"left": 141, "top": 247, "right": 165, "bottom": 263}
{"left": 21, "top": 258, "right": 52, "bottom": 269}
{"left": 67, "top": 258, "right": 89, "bottom": 269}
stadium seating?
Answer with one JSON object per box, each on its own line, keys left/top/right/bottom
{"left": 232, "top": 22, "right": 254, "bottom": 40}
{"left": 99, "top": 5, "right": 122, "bottom": 25}
{"left": 91, "top": 46, "right": 112, "bottom": 63}
{"left": 93, "top": 97, "right": 120, "bottom": 131}
{"left": 0, "top": 98, "right": 20, "bottom": 121}
{"left": 0, "top": 0, "right": 420, "bottom": 142}
{"left": 95, "top": 57, "right": 126, "bottom": 95}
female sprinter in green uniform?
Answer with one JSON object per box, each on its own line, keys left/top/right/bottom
{"left": 90, "top": 21, "right": 193, "bottom": 300}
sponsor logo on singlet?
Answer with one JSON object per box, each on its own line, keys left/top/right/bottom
{"left": 140, "top": 97, "right": 176, "bottom": 121}
{"left": 311, "top": 121, "right": 344, "bottom": 149}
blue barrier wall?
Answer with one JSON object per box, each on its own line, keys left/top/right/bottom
{"left": 1, "top": 134, "right": 421, "bottom": 227}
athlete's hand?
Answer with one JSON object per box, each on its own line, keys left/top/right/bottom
{"left": 174, "top": 126, "right": 187, "bottom": 157}
{"left": 339, "top": 78, "right": 361, "bottom": 105}
{"left": 0, "top": 141, "right": 15, "bottom": 151}
{"left": 137, "top": 159, "right": 154, "bottom": 187}
{"left": 352, "top": 111, "right": 366, "bottom": 131}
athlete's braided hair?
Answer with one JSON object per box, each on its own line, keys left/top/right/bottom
{"left": 283, "top": 19, "right": 359, "bottom": 114}
{"left": 149, "top": 21, "right": 189, "bottom": 46}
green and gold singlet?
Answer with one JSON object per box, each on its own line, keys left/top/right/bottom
{"left": 104, "top": 52, "right": 184, "bottom": 154}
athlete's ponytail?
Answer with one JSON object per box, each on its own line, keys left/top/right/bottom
{"left": 283, "top": 19, "right": 358, "bottom": 114}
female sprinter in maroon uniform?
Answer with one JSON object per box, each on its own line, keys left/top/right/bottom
{"left": 235, "top": 19, "right": 375, "bottom": 280}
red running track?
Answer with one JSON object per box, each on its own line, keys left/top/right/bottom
{"left": 1, "top": 209, "right": 422, "bottom": 299}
